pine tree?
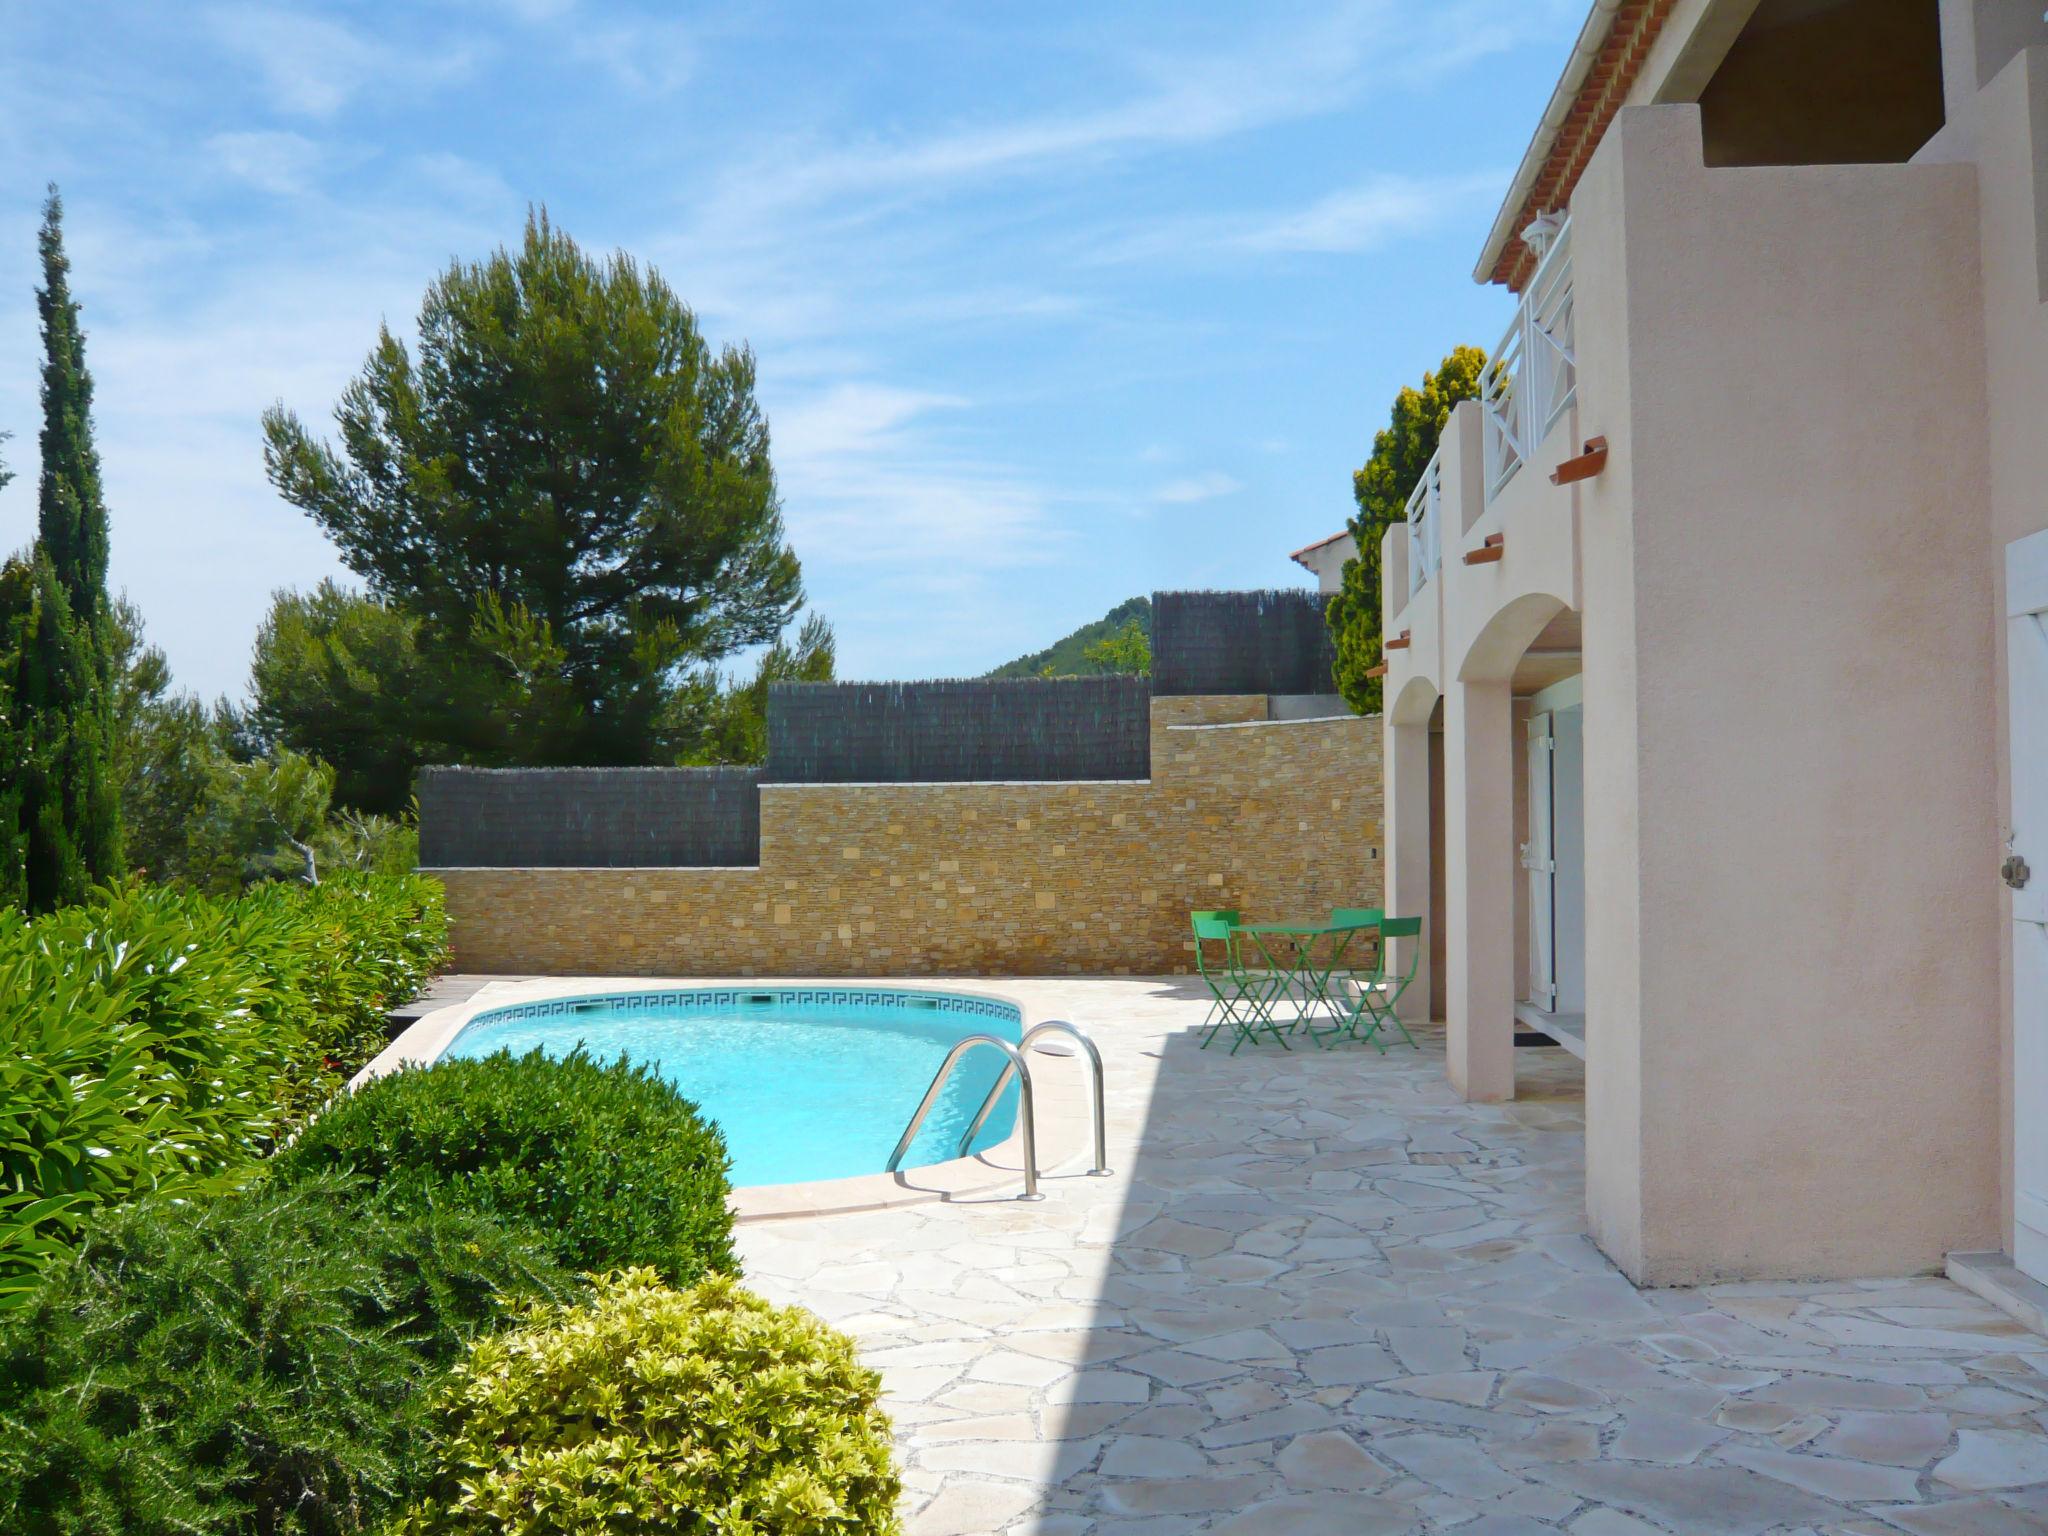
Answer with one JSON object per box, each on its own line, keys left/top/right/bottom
{"left": 261, "top": 210, "right": 807, "bottom": 794}
{"left": 0, "top": 187, "right": 123, "bottom": 909}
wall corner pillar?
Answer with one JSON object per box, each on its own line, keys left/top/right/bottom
{"left": 1445, "top": 677, "right": 1516, "bottom": 1101}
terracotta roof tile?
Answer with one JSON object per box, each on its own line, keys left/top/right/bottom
{"left": 1491, "top": 0, "right": 1676, "bottom": 292}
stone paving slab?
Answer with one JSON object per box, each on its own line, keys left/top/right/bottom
{"left": 733, "top": 978, "right": 2048, "bottom": 1534}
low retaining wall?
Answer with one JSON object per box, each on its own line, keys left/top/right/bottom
{"left": 430, "top": 696, "right": 1382, "bottom": 975}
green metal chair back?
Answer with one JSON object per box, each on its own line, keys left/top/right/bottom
{"left": 1190, "top": 909, "right": 1244, "bottom": 989}
{"left": 1329, "top": 906, "right": 1382, "bottom": 929}
{"left": 1353, "top": 916, "right": 1423, "bottom": 1051}
{"left": 1190, "top": 909, "right": 1287, "bottom": 1053}
{"left": 1378, "top": 916, "right": 1422, "bottom": 976}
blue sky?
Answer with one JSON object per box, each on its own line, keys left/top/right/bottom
{"left": 0, "top": 1, "right": 1577, "bottom": 699}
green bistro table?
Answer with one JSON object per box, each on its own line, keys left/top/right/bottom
{"left": 1230, "top": 915, "right": 1380, "bottom": 1047}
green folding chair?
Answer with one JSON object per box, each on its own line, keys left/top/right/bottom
{"left": 1350, "top": 916, "right": 1422, "bottom": 1052}
{"left": 1304, "top": 906, "right": 1382, "bottom": 1043}
{"left": 1192, "top": 910, "right": 1289, "bottom": 1053}
{"left": 1192, "top": 908, "right": 1240, "bottom": 1034}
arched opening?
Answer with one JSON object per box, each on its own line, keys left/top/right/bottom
{"left": 1387, "top": 677, "right": 1447, "bottom": 1027}
{"left": 1446, "top": 594, "right": 1584, "bottom": 1101}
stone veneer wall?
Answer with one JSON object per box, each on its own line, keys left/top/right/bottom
{"left": 430, "top": 696, "right": 1382, "bottom": 975}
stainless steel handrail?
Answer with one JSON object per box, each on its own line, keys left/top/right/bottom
{"left": 886, "top": 1034, "right": 1042, "bottom": 1200}
{"left": 956, "top": 1020, "right": 1111, "bottom": 1178}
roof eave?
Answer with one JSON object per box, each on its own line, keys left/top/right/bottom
{"left": 1288, "top": 532, "right": 1352, "bottom": 567}
{"left": 1472, "top": 0, "right": 1626, "bottom": 286}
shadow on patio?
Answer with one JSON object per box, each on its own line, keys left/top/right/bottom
{"left": 735, "top": 976, "right": 2048, "bottom": 1535}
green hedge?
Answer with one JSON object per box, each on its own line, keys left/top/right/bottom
{"left": 0, "top": 875, "right": 447, "bottom": 1302}
{"left": 394, "top": 1269, "right": 902, "bottom": 1536}
{"left": 0, "top": 1173, "right": 574, "bottom": 1536}
{"left": 276, "top": 1050, "right": 736, "bottom": 1285}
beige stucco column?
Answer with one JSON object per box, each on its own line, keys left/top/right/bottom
{"left": 1384, "top": 712, "right": 1433, "bottom": 1023}
{"left": 1565, "top": 104, "right": 1999, "bottom": 1282}
{"left": 1444, "top": 678, "right": 1514, "bottom": 1101}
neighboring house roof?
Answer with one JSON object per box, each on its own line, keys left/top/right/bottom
{"left": 1289, "top": 530, "right": 1354, "bottom": 571}
{"left": 1474, "top": 0, "right": 1678, "bottom": 292}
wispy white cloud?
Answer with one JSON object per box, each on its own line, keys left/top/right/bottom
{"left": 481, "top": 0, "right": 577, "bottom": 20}
{"left": 1226, "top": 172, "right": 1503, "bottom": 254}
{"left": 452, "top": 0, "right": 693, "bottom": 92}
{"left": 1151, "top": 471, "right": 1242, "bottom": 505}
{"left": 699, "top": 0, "right": 1406, "bottom": 229}
{"left": 568, "top": 19, "right": 697, "bottom": 94}
{"left": 208, "top": 130, "right": 324, "bottom": 196}
{"left": 1090, "top": 171, "right": 1503, "bottom": 264}
{"left": 768, "top": 381, "right": 1067, "bottom": 582}
{"left": 407, "top": 152, "right": 519, "bottom": 213}
{"left": 204, "top": 4, "right": 476, "bottom": 118}
{"left": 770, "top": 382, "right": 965, "bottom": 464}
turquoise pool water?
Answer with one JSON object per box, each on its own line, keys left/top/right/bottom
{"left": 441, "top": 987, "right": 1022, "bottom": 1187}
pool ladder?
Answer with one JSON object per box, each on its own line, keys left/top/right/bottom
{"left": 884, "top": 1020, "right": 1110, "bottom": 1201}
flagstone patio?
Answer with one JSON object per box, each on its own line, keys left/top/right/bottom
{"left": 735, "top": 978, "right": 2048, "bottom": 1535}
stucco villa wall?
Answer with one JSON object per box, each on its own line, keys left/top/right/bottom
{"left": 1936, "top": 35, "right": 2048, "bottom": 1263}
{"left": 430, "top": 696, "right": 1384, "bottom": 976}
{"left": 1575, "top": 105, "right": 1999, "bottom": 1284}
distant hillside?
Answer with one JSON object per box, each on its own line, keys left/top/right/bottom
{"left": 988, "top": 596, "right": 1152, "bottom": 678}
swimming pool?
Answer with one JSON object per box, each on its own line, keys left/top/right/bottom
{"left": 440, "top": 987, "right": 1023, "bottom": 1187}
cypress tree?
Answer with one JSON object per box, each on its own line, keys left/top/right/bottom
{"left": 0, "top": 186, "right": 122, "bottom": 908}
{"left": 0, "top": 447, "right": 20, "bottom": 905}
{"left": 37, "top": 187, "right": 111, "bottom": 618}
{"left": 0, "top": 553, "right": 101, "bottom": 907}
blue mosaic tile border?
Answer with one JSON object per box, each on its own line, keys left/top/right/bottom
{"left": 465, "top": 986, "right": 1021, "bottom": 1030}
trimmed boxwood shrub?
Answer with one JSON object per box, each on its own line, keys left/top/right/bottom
{"left": 394, "top": 1268, "right": 902, "bottom": 1536}
{"left": 0, "top": 874, "right": 449, "bottom": 1302}
{"left": 0, "top": 1172, "right": 574, "bottom": 1536}
{"left": 275, "top": 1049, "right": 736, "bottom": 1285}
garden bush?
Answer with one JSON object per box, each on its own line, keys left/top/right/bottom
{"left": 275, "top": 1049, "right": 736, "bottom": 1285}
{"left": 228, "top": 873, "right": 450, "bottom": 1111}
{"left": 0, "top": 874, "right": 448, "bottom": 1302}
{"left": 0, "top": 1172, "right": 574, "bottom": 1536}
{"left": 394, "top": 1268, "right": 902, "bottom": 1536}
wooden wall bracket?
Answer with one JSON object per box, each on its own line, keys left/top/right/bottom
{"left": 1464, "top": 536, "right": 1505, "bottom": 566}
{"left": 1549, "top": 435, "right": 1609, "bottom": 486}
{"left": 1364, "top": 663, "right": 1387, "bottom": 679}
{"left": 1383, "top": 629, "right": 1412, "bottom": 651}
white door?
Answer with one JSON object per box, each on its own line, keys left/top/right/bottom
{"left": 1552, "top": 708, "right": 1587, "bottom": 1015}
{"left": 2009, "top": 529, "right": 2048, "bottom": 1282}
{"left": 1523, "top": 711, "right": 1557, "bottom": 1012}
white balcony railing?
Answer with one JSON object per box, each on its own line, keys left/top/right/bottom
{"left": 1405, "top": 447, "right": 1443, "bottom": 598}
{"left": 1481, "top": 214, "right": 1576, "bottom": 500}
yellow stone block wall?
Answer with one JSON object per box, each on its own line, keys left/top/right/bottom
{"left": 431, "top": 697, "right": 1383, "bottom": 975}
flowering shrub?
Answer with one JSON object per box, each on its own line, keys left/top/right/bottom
{"left": 395, "top": 1269, "right": 902, "bottom": 1536}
